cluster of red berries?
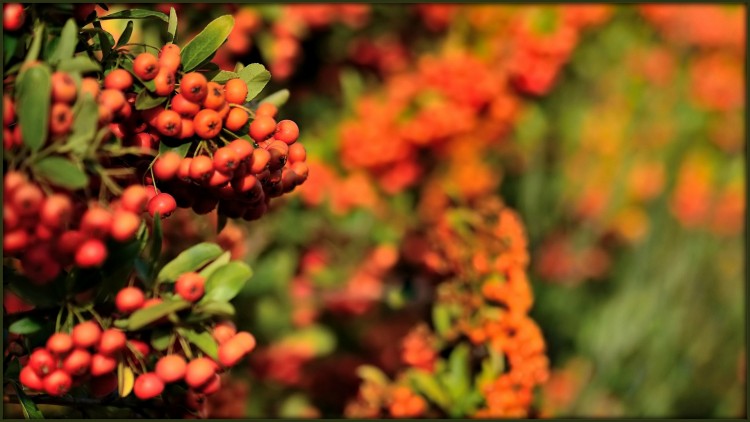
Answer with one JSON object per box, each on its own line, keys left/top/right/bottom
{"left": 20, "top": 281, "right": 256, "bottom": 404}
{"left": 114, "top": 45, "right": 308, "bottom": 220}
{"left": 3, "top": 172, "right": 146, "bottom": 283}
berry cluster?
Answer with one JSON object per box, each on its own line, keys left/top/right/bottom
{"left": 3, "top": 172, "right": 145, "bottom": 283}
{"left": 19, "top": 281, "right": 256, "bottom": 407}
{"left": 118, "top": 45, "right": 309, "bottom": 220}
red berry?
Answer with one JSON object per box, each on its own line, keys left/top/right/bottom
{"left": 104, "top": 69, "right": 134, "bottom": 91}
{"left": 29, "top": 348, "right": 56, "bottom": 376}
{"left": 62, "top": 349, "right": 92, "bottom": 376}
{"left": 249, "top": 116, "right": 276, "bottom": 142}
{"left": 288, "top": 143, "right": 306, "bottom": 163}
{"left": 273, "top": 119, "right": 299, "bottom": 144}
{"left": 75, "top": 239, "right": 108, "bottom": 268}
{"left": 193, "top": 109, "right": 222, "bottom": 139}
{"left": 80, "top": 207, "right": 114, "bottom": 239}
{"left": 213, "top": 147, "right": 240, "bottom": 175}
{"left": 115, "top": 287, "right": 145, "bottom": 313}
{"left": 19, "top": 365, "right": 44, "bottom": 391}
{"left": 212, "top": 321, "right": 237, "bottom": 345}
{"left": 134, "top": 372, "right": 165, "bottom": 400}
{"left": 185, "top": 357, "right": 216, "bottom": 388}
{"left": 196, "top": 373, "right": 221, "bottom": 395}
{"left": 90, "top": 353, "right": 117, "bottom": 376}
{"left": 72, "top": 321, "right": 102, "bottom": 349}
{"left": 40, "top": 194, "right": 74, "bottom": 231}
{"left": 43, "top": 370, "right": 72, "bottom": 396}
{"left": 3, "top": 3, "right": 24, "bottom": 32}
{"left": 120, "top": 185, "right": 149, "bottom": 213}
{"left": 153, "top": 151, "right": 182, "bottom": 181}
{"left": 110, "top": 210, "right": 141, "bottom": 242}
{"left": 180, "top": 72, "right": 208, "bottom": 104}
{"left": 11, "top": 183, "right": 44, "bottom": 217}
{"left": 224, "top": 79, "right": 248, "bottom": 104}
{"left": 98, "top": 329, "right": 126, "bottom": 355}
{"left": 255, "top": 102, "right": 277, "bottom": 118}
{"left": 148, "top": 193, "right": 177, "bottom": 218}
{"left": 133, "top": 52, "right": 160, "bottom": 81}
{"left": 189, "top": 155, "right": 215, "bottom": 184}
{"left": 155, "top": 355, "right": 187, "bottom": 383}
{"left": 47, "top": 332, "right": 73, "bottom": 355}
{"left": 90, "top": 373, "right": 118, "bottom": 397}
{"left": 175, "top": 272, "right": 205, "bottom": 302}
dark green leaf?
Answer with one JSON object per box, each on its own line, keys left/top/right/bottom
{"left": 158, "top": 139, "right": 192, "bottom": 157}
{"left": 195, "top": 301, "right": 235, "bottom": 319}
{"left": 34, "top": 157, "right": 89, "bottom": 190}
{"left": 157, "top": 243, "right": 224, "bottom": 283}
{"left": 216, "top": 214, "right": 227, "bottom": 234}
{"left": 135, "top": 89, "right": 167, "bottom": 110}
{"left": 259, "top": 89, "right": 290, "bottom": 108}
{"left": 92, "top": 21, "right": 113, "bottom": 60}
{"left": 56, "top": 55, "right": 102, "bottom": 74}
{"left": 23, "top": 23, "right": 45, "bottom": 67}
{"left": 178, "top": 328, "right": 218, "bottom": 360}
{"left": 238, "top": 63, "right": 271, "bottom": 102}
{"left": 201, "top": 261, "right": 253, "bottom": 303}
{"left": 114, "top": 20, "right": 134, "bottom": 49}
{"left": 198, "top": 251, "right": 231, "bottom": 279}
{"left": 8, "top": 317, "right": 43, "bottom": 335}
{"left": 167, "top": 8, "right": 178, "bottom": 43}
{"left": 127, "top": 299, "right": 190, "bottom": 330}
{"left": 62, "top": 95, "right": 99, "bottom": 154}
{"left": 180, "top": 15, "right": 234, "bottom": 72}
{"left": 15, "top": 63, "right": 51, "bottom": 151}
{"left": 13, "top": 382, "right": 44, "bottom": 419}
{"left": 4, "top": 33, "right": 19, "bottom": 65}
{"left": 99, "top": 9, "right": 168, "bottom": 22}
{"left": 146, "top": 215, "right": 163, "bottom": 285}
{"left": 150, "top": 328, "right": 172, "bottom": 351}
{"left": 4, "top": 267, "right": 60, "bottom": 308}
{"left": 49, "top": 19, "right": 78, "bottom": 63}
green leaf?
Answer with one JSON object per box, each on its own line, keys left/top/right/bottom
{"left": 178, "top": 328, "right": 218, "bottom": 360}
{"left": 92, "top": 21, "right": 113, "bottom": 60}
{"left": 157, "top": 243, "right": 224, "bottom": 283}
{"left": 199, "top": 251, "right": 231, "bottom": 279}
{"left": 356, "top": 365, "right": 390, "bottom": 386}
{"left": 433, "top": 304, "right": 452, "bottom": 337}
{"left": 409, "top": 369, "right": 452, "bottom": 410}
{"left": 206, "top": 69, "right": 239, "bottom": 83}
{"left": 15, "top": 63, "right": 51, "bottom": 151}
{"left": 477, "top": 347, "right": 504, "bottom": 389}
{"left": 62, "top": 95, "right": 99, "bottom": 155}
{"left": 49, "top": 19, "right": 78, "bottom": 64}
{"left": 167, "top": 7, "right": 178, "bottom": 43}
{"left": 146, "top": 215, "right": 163, "bottom": 284}
{"left": 158, "top": 139, "right": 192, "bottom": 157}
{"left": 201, "top": 261, "right": 253, "bottom": 303}
{"left": 4, "top": 33, "right": 19, "bottom": 65}
{"left": 283, "top": 325, "right": 336, "bottom": 357}
{"left": 180, "top": 15, "right": 234, "bottom": 72}
{"left": 34, "top": 157, "right": 89, "bottom": 190}
{"left": 259, "top": 89, "right": 290, "bottom": 108}
{"left": 8, "top": 317, "right": 43, "bottom": 335}
{"left": 195, "top": 301, "right": 235, "bottom": 319}
{"left": 238, "top": 63, "right": 271, "bottom": 102}
{"left": 23, "top": 23, "right": 45, "bottom": 68}
{"left": 216, "top": 214, "right": 228, "bottom": 234}
{"left": 150, "top": 328, "right": 172, "bottom": 351}
{"left": 445, "top": 343, "right": 471, "bottom": 400}
{"left": 135, "top": 89, "right": 167, "bottom": 110}
{"left": 56, "top": 55, "right": 102, "bottom": 74}
{"left": 127, "top": 298, "right": 190, "bottom": 330}
{"left": 114, "top": 20, "right": 134, "bottom": 49}
{"left": 13, "top": 382, "right": 44, "bottom": 419}
{"left": 4, "top": 268, "right": 60, "bottom": 308}
{"left": 99, "top": 9, "right": 168, "bottom": 22}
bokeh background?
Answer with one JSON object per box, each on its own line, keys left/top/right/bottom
{"left": 21, "top": 3, "right": 746, "bottom": 418}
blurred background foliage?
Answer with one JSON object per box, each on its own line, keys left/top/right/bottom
{"left": 40, "top": 3, "right": 743, "bottom": 418}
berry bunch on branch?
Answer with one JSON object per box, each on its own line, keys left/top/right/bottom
{"left": 3, "top": 4, "right": 306, "bottom": 418}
